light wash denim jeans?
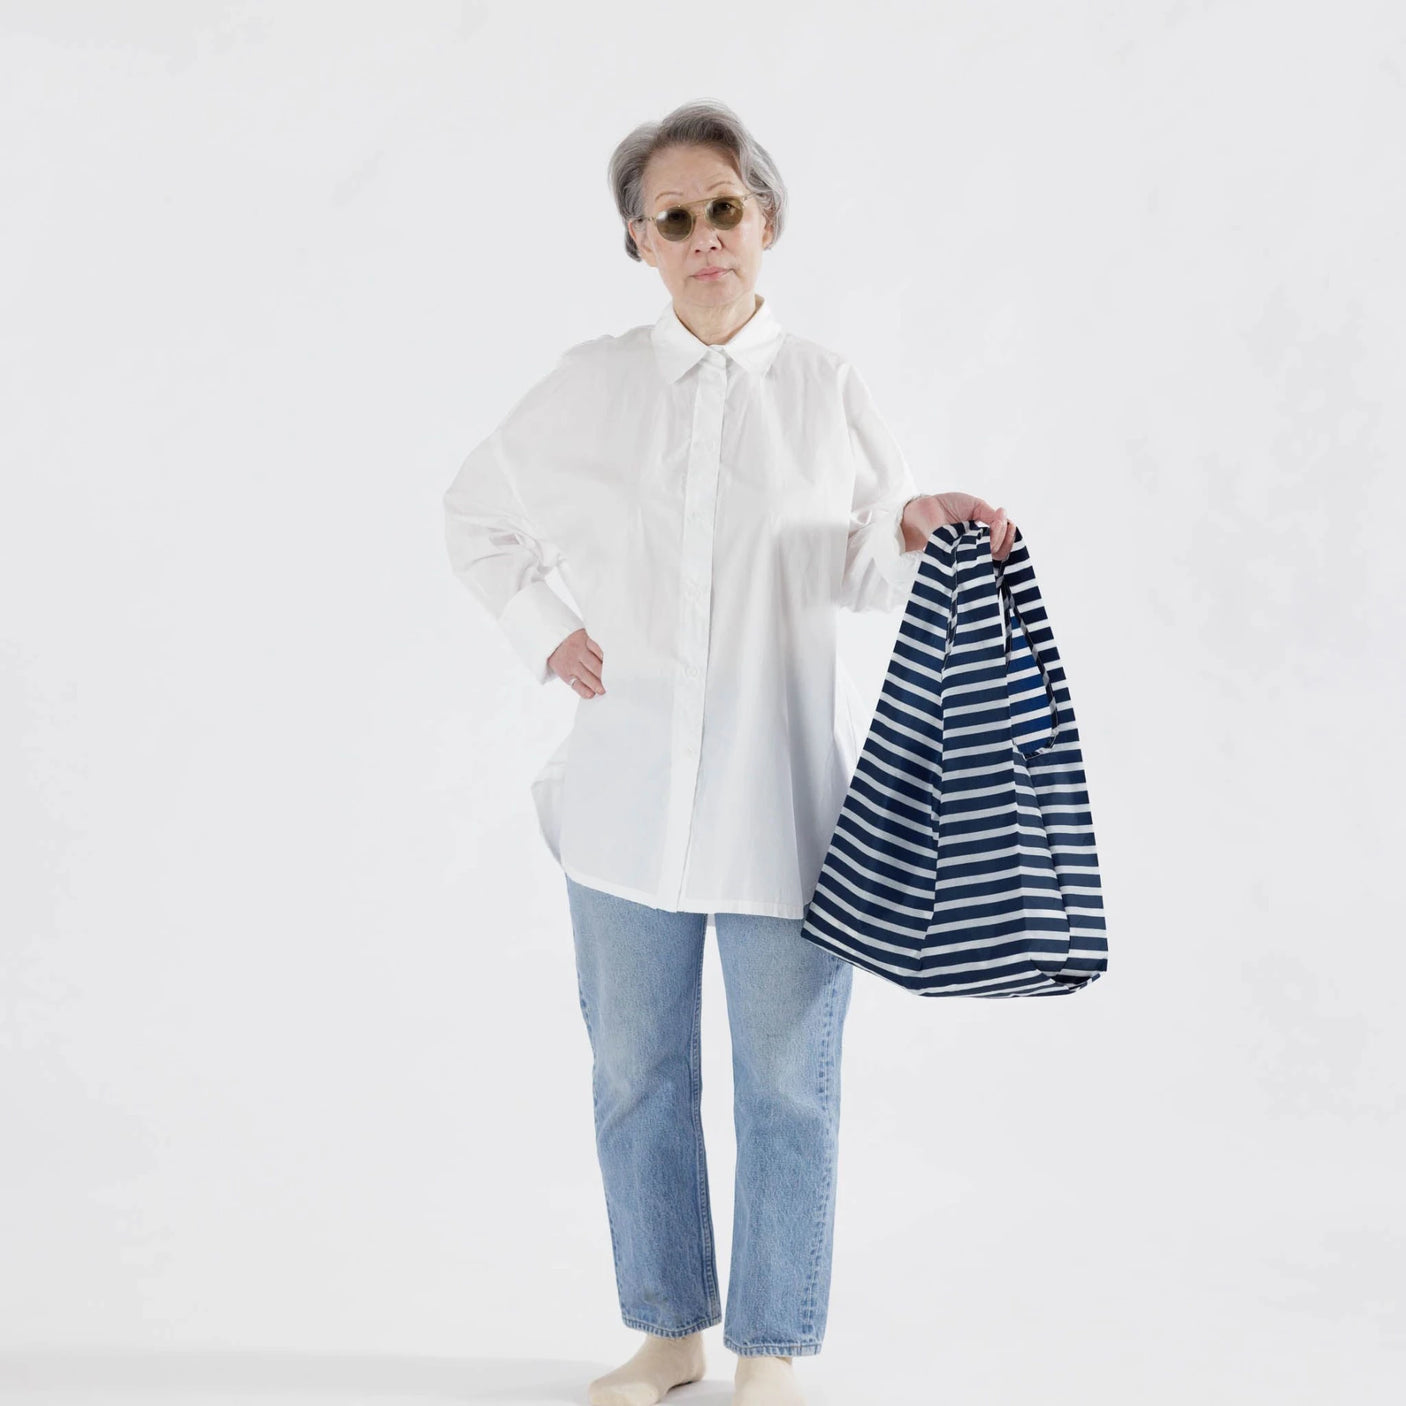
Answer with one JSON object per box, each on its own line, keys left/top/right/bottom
{"left": 564, "top": 874, "right": 855, "bottom": 1358}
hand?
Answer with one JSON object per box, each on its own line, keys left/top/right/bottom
{"left": 549, "top": 629, "right": 606, "bottom": 698}
{"left": 901, "top": 493, "right": 1017, "bottom": 562}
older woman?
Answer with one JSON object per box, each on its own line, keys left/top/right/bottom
{"left": 444, "top": 100, "right": 1014, "bottom": 1406}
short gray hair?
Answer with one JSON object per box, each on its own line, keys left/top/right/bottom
{"left": 607, "top": 99, "right": 788, "bottom": 263}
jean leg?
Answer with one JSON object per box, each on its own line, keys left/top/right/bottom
{"left": 713, "top": 910, "right": 854, "bottom": 1357}
{"left": 565, "top": 875, "right": 723, "bottom": 1336}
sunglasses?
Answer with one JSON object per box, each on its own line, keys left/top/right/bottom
{"left": 634, "top": 190, "right": 760, "bottom": 242}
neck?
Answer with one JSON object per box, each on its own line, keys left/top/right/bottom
{"left": 675, "top": 291, "right": 761, "bottom": 347}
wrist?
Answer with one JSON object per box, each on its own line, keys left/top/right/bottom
{"left": 899, "top": 495, "right": 927, "bottom": 552}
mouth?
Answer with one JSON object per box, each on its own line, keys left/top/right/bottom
{"left": 694, "top": 267, "right": 730, "bottom": 278}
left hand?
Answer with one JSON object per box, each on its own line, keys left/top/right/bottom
{"left": 901, "top": 492, "right": 1016, "bottom": 562}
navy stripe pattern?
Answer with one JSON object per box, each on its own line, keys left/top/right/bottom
{"left": 802, "top": 521, "right": 1107, "bottom": 996}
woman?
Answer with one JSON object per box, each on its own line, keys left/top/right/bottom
{"left": 443, "top": 100, "right": 1015, "bottom": 1406}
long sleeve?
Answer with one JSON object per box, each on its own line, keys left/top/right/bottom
{"left": 443, "top": 381, "right": 585, "bottom": 686}
{"left": 837, "top": 362, "right": 926, "bottom": 613}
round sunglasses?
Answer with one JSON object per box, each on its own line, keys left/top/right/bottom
{"left": 633, "top": 190, "right": 760, "bottom": 242}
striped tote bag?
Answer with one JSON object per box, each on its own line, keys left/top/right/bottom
{"left": 801, "top": 520, "right": 1107, "bottom": 997}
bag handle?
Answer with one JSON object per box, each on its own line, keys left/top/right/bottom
{"left": 993, "top": 530, "right": 1063, "bottom": 758}
{"left": 937, "top": 521, "right": 1061, "bottom": 757}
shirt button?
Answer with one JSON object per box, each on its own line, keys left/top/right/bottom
{"left": 687, "top": 663, "right": 700, "bottom": 678}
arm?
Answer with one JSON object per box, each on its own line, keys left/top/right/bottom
{"left": 442, "top": 374, "right": 585, "bottom": 686}
{"left": 837, "top": 361, "right": 927, "bottom": 613}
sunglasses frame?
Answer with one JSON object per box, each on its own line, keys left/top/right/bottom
{"left": 632, "top": 190, "right": 761, "bottom": 242}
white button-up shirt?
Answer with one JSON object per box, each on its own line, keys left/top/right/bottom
{"left": 443, "top": 294, "right": 925, "bottom": 917}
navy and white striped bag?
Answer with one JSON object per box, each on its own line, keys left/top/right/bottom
{"left": 802, "top": 520, "right": 1107, "bottom": 997}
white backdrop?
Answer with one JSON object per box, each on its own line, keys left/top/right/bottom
{"left": 2, "top": 2, "right": 1402, "bottom": 1403}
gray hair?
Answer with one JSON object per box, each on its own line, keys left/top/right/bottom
{"left": 607, "top": 99, "right": 788, "bottom": 263}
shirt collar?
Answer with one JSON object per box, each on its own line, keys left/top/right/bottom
{"left": 650, "top": 293, "right": 785, "bottom": 384}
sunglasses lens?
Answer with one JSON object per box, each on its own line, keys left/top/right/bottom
{"left": 656, "top": 208, "right": 693, "bottom": 241}
{"left": 708, "top": 197, "right": 745, "bottom": 229}
{"left": 647, "top": 195, "right": 748, "bottom": 241}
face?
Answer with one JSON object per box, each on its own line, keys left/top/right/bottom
{"left": 631, "top": 144, "right": 773, "bottom": 318}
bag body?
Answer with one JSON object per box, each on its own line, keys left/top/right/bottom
{"left": 800, "top": 521, "right": 1107, "bottom": 997}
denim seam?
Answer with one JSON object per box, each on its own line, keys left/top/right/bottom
{"left": 690, "top": 936, "right": 722, "bottom": 1319}
{"left": 798, "top": 959, "right": 841, "bottom": 1340}
{"left": 724, "top": 1336, "right": 824, "bottom": 1356}
{"left": 572, "top": 936, "right": 630, "bottom": 1324}
{"left": 588, "top": 1002, "right": 628, "bottom": 1317}
{"left": 623, "top": 1310, "right": 721, "bottom": 1337}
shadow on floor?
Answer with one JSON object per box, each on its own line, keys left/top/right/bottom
{"left": 0, "top": 1348, "right": 734, "bottom": 1403}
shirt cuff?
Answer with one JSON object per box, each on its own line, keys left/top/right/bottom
{"left": 498, "top": 579, "right": 586, "bottom": 686}
{"left": 878, "top": 497, "right": 926, "bottom": 590}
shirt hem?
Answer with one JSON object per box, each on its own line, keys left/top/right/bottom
{"left": 560, "top": 859, "right": 808, "bottom": 920}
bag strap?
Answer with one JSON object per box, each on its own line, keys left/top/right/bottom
{"left": 993, "top": 529, "right": 1062, "bottom": 757}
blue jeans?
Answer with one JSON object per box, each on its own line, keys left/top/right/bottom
{"left": 564, "top": 875, "right": 855, "bottom": 1358}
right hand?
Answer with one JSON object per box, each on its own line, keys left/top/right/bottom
{"left": 549, "top": 629, "right": 606, "bottom": 698}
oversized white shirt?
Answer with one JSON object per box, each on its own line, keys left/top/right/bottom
{"left": 443, "top": 293, "right": 926, "bottom": 917}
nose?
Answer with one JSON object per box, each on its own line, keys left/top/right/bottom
{"left": 690, "top": 216, "right": 724, "bottom": 255}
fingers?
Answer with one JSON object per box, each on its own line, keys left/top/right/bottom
{"left": 974, "top": 503, "right": 1017, "bottom": 562}
{"left": 565, "top": 653, "right": 605, "bottom": 697}
{"left": 548, "top": 631, "right": 607, "bottom": 697}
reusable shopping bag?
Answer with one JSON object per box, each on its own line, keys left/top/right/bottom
{"left": 801, "top": 520, "right": 1107, "bottom": 997}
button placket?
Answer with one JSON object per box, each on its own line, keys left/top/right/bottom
{"left": 659, "top": 348, "right": 727, "bottom": 904}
